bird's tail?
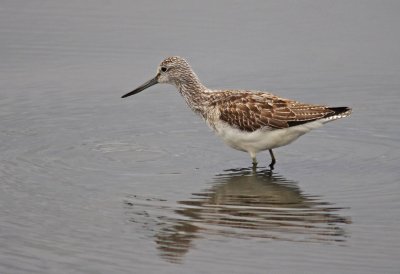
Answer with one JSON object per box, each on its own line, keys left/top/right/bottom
{"left": 325, "top": 106, "right": 352, "bottom": 121}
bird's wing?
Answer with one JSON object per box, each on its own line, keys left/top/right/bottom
{"left": 212, "top": 91, "right": 335, "bottom": 132}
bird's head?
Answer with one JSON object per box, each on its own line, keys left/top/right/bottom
{"left": 121, "top": 56, "right": 193, "bottom": 98}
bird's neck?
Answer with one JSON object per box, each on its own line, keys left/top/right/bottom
{"left": 174, "top": 72, "right": 209, "bottom": 115}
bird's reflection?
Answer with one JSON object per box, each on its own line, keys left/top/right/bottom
{"left": 124, "top": 168, "right": 350, "bottom": 263}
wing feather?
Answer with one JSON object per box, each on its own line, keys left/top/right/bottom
{"left": 212, "top": 91, "right": 336, "bottom": 132}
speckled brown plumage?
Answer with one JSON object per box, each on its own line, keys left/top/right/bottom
{"left": 209, "top": 91, "right": 349, "bottom": 132}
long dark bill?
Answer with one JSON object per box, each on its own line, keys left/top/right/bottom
{"left": 121, "top": 76, "right": 158, "bottom": 98}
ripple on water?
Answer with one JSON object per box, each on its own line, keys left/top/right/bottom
{"left": 124, "top": 169, "right": 351, "bottom": 263}
{"left": 91, "top": 141, "right": 166, "bottom": 162}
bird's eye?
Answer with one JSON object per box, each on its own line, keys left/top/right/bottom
{"left": 161, "top": 67, "right": 167, "bottom": 72}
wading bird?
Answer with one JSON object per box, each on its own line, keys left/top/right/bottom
{"left": 122, "top": 57, "right": 351, "bottom": 169}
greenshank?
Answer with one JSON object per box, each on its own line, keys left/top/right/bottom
{"left": 122, "top": 56, "right": 351, "bottom": 169}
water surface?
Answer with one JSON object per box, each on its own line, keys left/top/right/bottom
{"left": 1, "top": 1, "right": 399, "bottom": 273}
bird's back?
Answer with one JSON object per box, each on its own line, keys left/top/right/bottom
{"left": 205, "top": 90, "right": 351, "bottom": 132}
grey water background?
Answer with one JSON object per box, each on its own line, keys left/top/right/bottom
{"left": 1, "top": 1, "right": 399, "bottom": 273}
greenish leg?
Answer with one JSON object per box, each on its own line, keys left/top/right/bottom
{"left": 269, "top": 149, "right": 276, "bottom": 170}
{"left": 250, "top": 152, "right": 257, "bottom": 169}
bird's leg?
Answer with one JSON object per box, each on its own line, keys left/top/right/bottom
{"left": 268, "top": 149, "right": 276, "bottom": 170}
{"left": 252, "top": 160, "right": 258, "bottom": 170}
{"left": 250, "top": 152, "right": 258, "bottom": 170}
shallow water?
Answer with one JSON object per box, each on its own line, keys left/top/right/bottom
{"left": 1, "top": 1, "right": 400, "bottom": 273}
